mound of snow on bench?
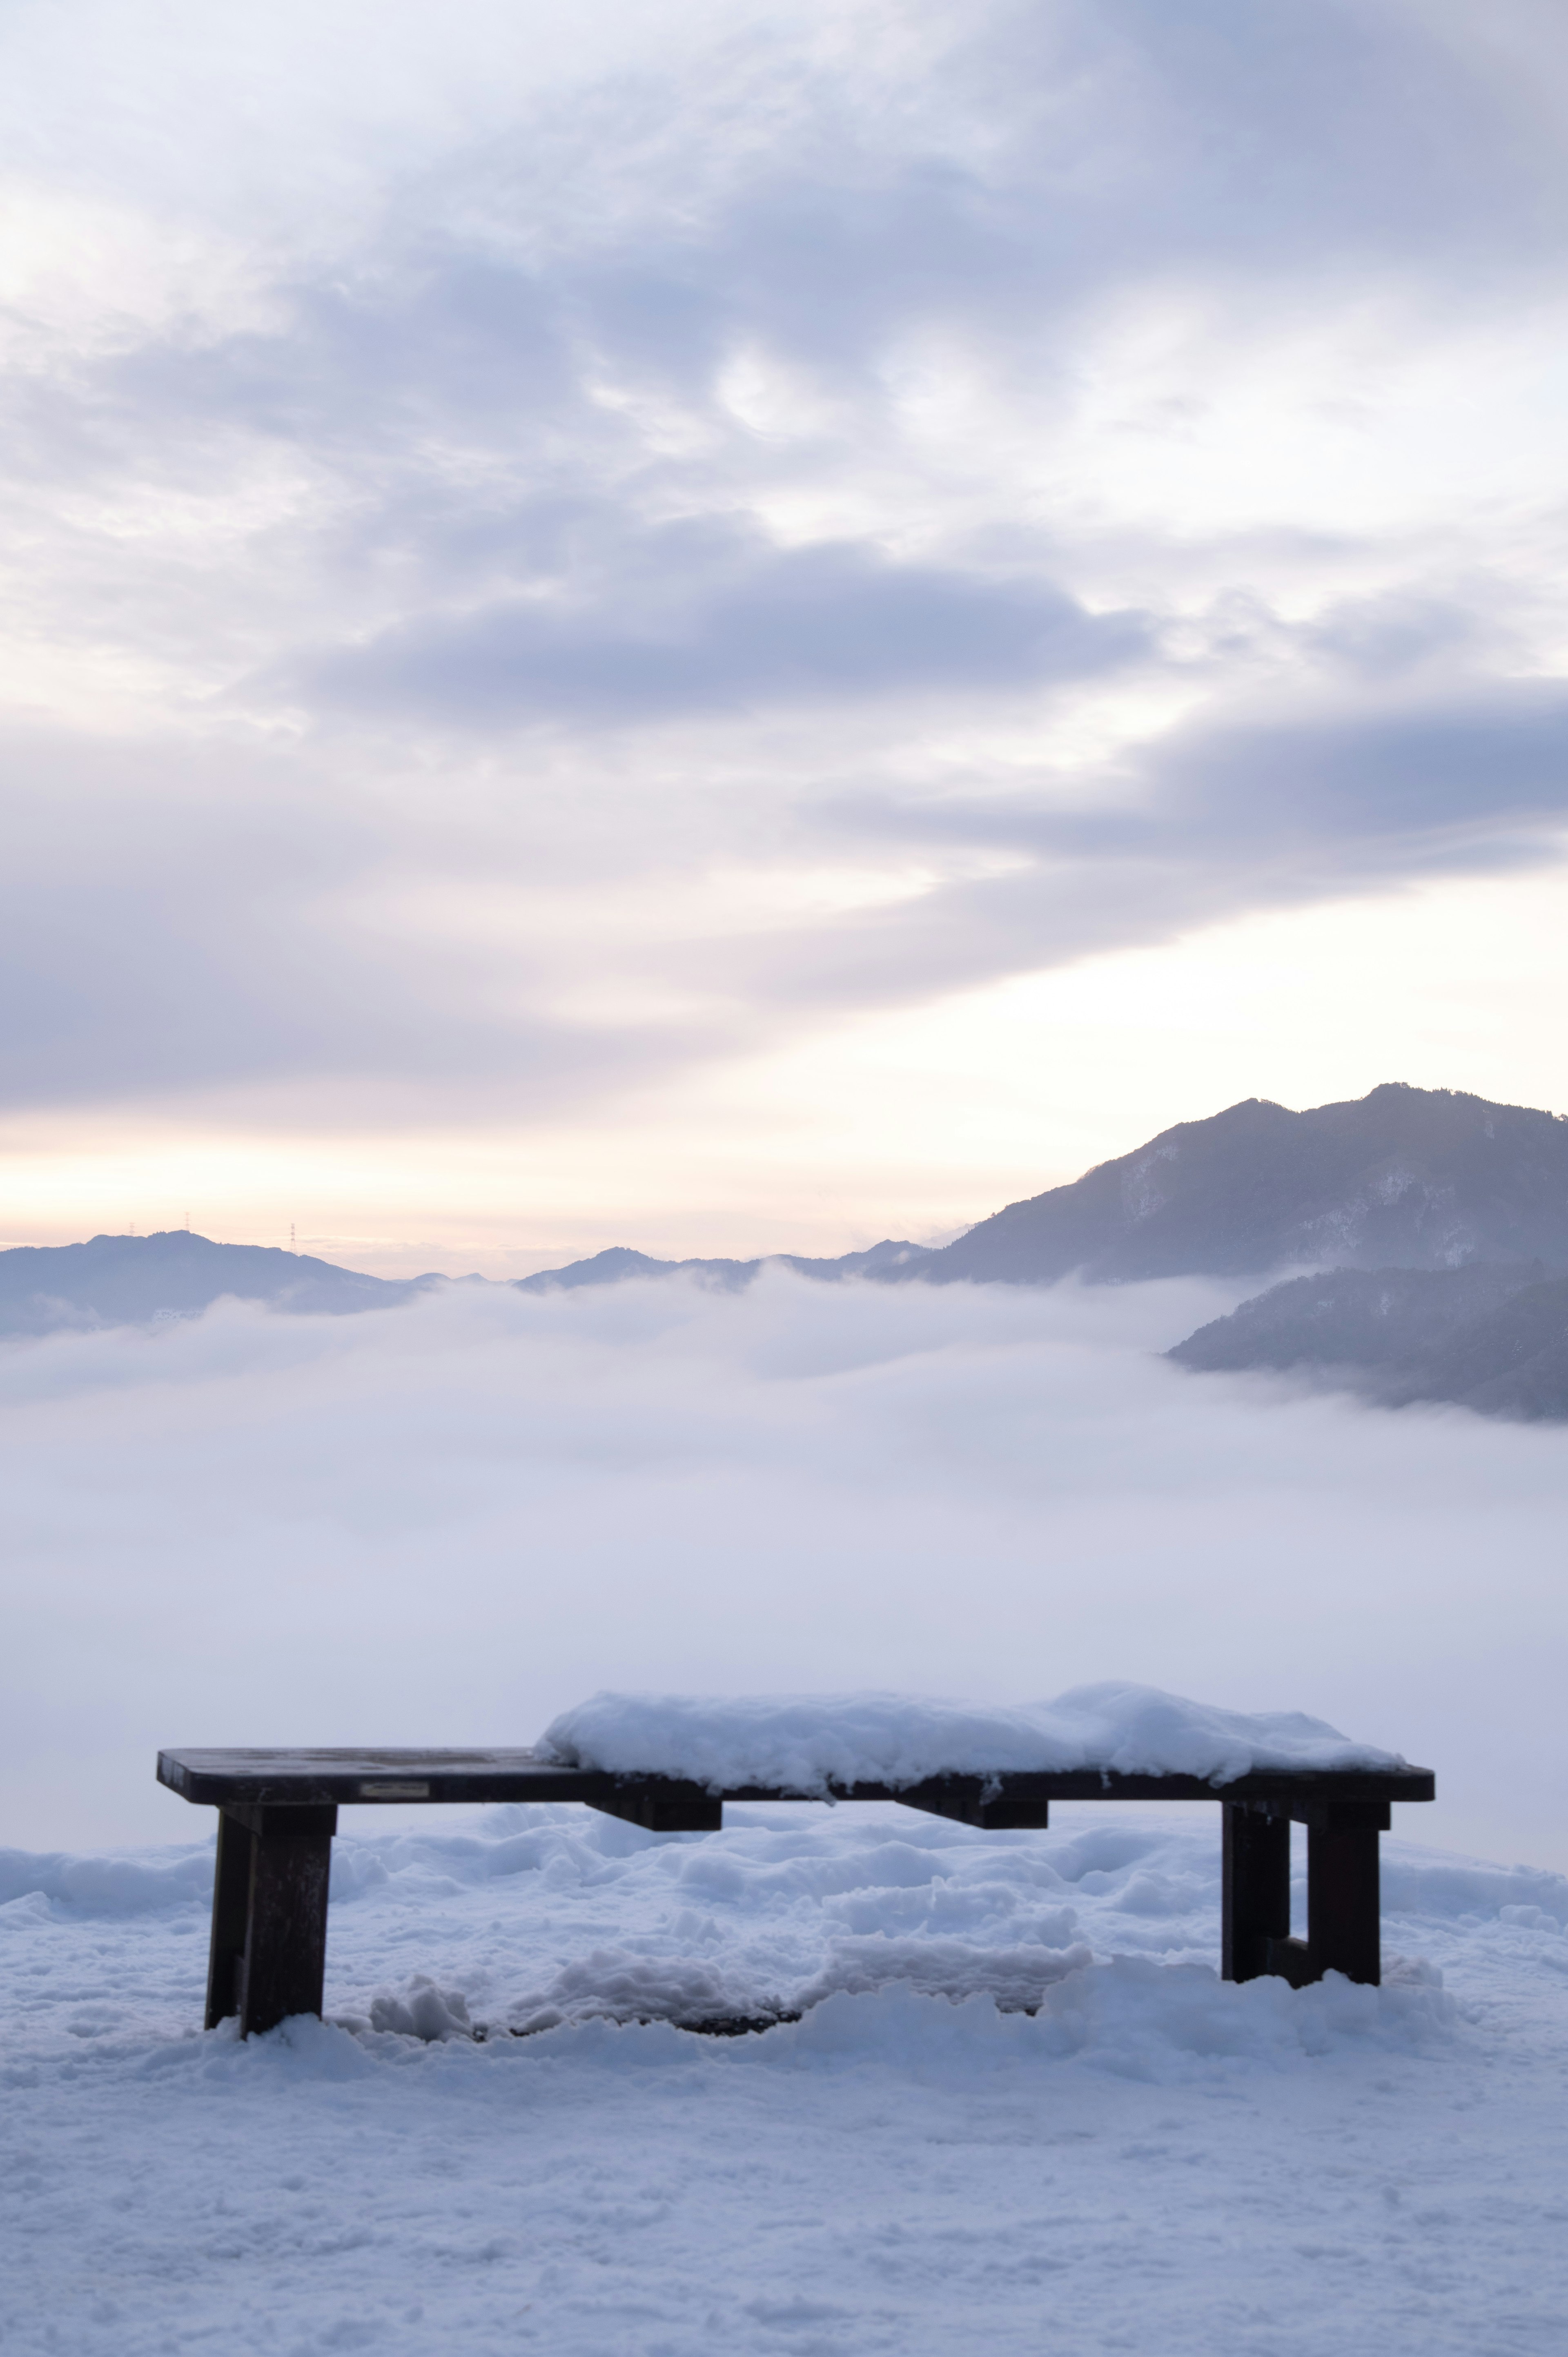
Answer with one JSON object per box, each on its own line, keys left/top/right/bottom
{"left": 540, "top": 1682, "right": 1405, "bottom": 1794}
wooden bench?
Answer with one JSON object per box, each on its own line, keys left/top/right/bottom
{"left": 157, "top": 1747, "right": 1436, "bottom": 2038}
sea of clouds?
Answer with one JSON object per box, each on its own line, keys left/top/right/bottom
{"left": 2, "top": 1270, "right": 1564, "bottom": 1862}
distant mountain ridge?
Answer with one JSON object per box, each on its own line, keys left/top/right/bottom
{"left": 519, "top": 1084, "right": 1568, "bottom": 1293}
{"left": 514, "top": 1239, "right": 933, "bottom": 1294}
{"left": 0, "top": 1231, "right": 442, "bottom": 1336}
{"left": 511, "top": 1081, "right": 1568, "bottom": 1423}
{"left": 14, "top": 1085, "right": 1568, "bottom": 1423}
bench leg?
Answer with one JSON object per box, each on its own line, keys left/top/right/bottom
{"left": 203, "top": 1804, "right": 338, "bottom": 2036}
{"left": 1307, "top": 1805, "right": 1384, "bottom": 1987}
{"left": 1222, "top": 1803, "right": 1291, "bottom": 1982}
{"left": 1223, "top": 1799, "right": 1387, "bottom": 1989}
{"left": 204, "top": 1808, "right": 255, "bottom": 2030}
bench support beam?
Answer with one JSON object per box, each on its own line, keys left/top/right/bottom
{"left": 588, "top": 1783, "right": 722, "bottom": 1834}
{"left": 899, "top": 1779, "right": 1050, "bottom": 1831}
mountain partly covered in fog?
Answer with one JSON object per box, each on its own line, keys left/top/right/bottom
{"left": 1170, "top": 1263, "right": 1544, "bottom": 1376}
{"left": 512, "top": 1081, "right": 1568, "bottom": 1422}
{"left": 514, "top": 1239, "right": 934, "bottom": 1294}
{"left": 0, "top": 1231, "right": 441, "bottom": 1336}
{"left": 1168, "top": 1263, "right": 1568, "bottom": 1420}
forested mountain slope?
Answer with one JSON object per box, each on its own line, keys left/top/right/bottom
{"left": 1169, "top": 1263, "right": 1568, "bottom": 1423}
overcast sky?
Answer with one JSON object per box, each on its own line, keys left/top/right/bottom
{"left": 3, "top": 0, "right": 1567, "bottom": 1271}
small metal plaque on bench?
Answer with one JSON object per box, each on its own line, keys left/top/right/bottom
{"left": 357, "top": 1779, "right": 431, "bottom": 1800}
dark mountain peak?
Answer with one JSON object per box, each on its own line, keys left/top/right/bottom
{"left": 923, "top": 1082, "right": 1568, "bottom": 1285}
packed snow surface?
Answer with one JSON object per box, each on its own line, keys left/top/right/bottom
{"left": 541, "top": 1683, "right": 1406, "bottom": 1792}
{"left": 5, "top": 1800, "right": 1568, "bottom": 2355}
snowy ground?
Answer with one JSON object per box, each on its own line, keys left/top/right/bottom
{"left": 7, "top": 1275, "right": 1568, "bottom": 2348}
{"left": 5, "top": 1800, "right": 1568, "bottom": 2356}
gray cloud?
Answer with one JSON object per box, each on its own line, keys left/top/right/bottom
{"left": 724, "top": 683, "right": 1568, "bottom": 1015}
{"left": 301, "top": 528, "right": 1152, "bottom": 722}
{"left": 840, "top": 684, "right": 1568, "bottom": 863}
{"left": 1160, "top": 687, "right": 1568, "bottom": 854}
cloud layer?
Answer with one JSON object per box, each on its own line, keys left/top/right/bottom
{"left": 4, "top": 1273, "right": 1564, "bottom": 1866}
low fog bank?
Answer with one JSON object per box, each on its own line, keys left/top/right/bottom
{"left": 2, "top": 1271, "right": 1563, "bottom": 1865}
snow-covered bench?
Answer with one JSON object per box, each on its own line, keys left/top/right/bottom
{"left": 157, "top": 1688, "right": 1435, "bottom": 2038}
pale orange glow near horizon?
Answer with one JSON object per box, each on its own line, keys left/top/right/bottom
{"left": 5, "top": 859, "right": 1565, "bottom": 1278}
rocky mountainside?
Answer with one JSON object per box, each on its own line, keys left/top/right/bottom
{"left": 0, "top": 1231, "right": 441, "bottom": 1336}
{"left": 921, "top": 1084, "right": 1568, "bottom": 1285}
{"left": 1169, "top": 1262, "right": 1568, "bottom": 1423}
